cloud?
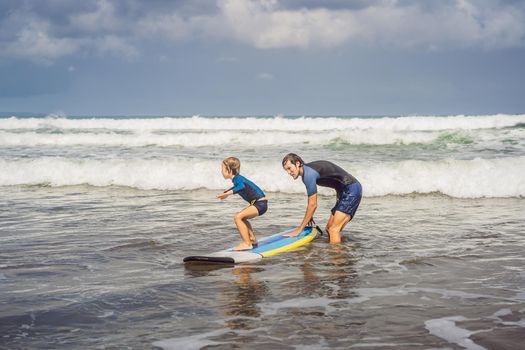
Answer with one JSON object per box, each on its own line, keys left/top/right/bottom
{"left": 137, "top": 13, "right": 192, "bottom": 42}
{"left": 70, "top": 0, "right": 121, "bottom": 33}
{"left": 92, "top": 35, "right": 138, "bottom": 58}
{"left": 0, "top": 0, "right": 524, "bottom": 63}
{"left": 257, "top": 72, "right": 275, "bottom": 80}
{"left": 0, "top": 0, "right": 138, "bottom": 63}
{"left": 214, "top": 0, "right": 525, "bottom": 50}
{"left": 217, "top": 0, "right": 357, "bottom": 49}
{"left": 0, "top": 16, "right": 79, "bottom": 64}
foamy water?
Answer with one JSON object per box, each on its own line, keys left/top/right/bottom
{"left": 1, "top": 114, "right": 523, "bottom": 131}
{"left": 1, "top": 156, "right": 524, "bottom": 197}
{"left": 1, "top": 114, "right": 524, "bottom": 198}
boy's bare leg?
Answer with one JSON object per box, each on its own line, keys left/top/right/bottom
{"left": 244, "top": 219, "right": 258, "bottom": 244}
{"left": 326, "top": 210, "right": 351, "bottom": 244}
{"left": 233, "top": 206, "right": 259, "bottom": 250}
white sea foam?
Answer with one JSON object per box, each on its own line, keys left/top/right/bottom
{"left": 1, "top": 156, "right": 523, "bottom": 198}
{"left": 362, "top": 157, "right": 525, "bottom": 198}
{"left": 0, "top": 129, "right": 462, "bottom": 147}
{"left": 259, "top": 296, "right": 338, "bottom": 316}
{"left": 0, "top": 127, "right": 523, "bottom": 148}
{"left": 152, "top": 329, "right": 226, "bottom": 350}
{"left": 425, "top": 316, "right": 486, "bottom": 350}
{"left": 1, "top": 115, "right": 523, "bottom": 147}
{"left": 1, "top": 114, "right": 524, "bottom": 131}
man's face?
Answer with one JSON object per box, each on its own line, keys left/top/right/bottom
{"left": 283, "top": 160, "right": 301, "bottom": 180}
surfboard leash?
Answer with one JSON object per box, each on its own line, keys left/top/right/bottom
{"left": 308, "top": 218, "right": 324, "bottom": 236}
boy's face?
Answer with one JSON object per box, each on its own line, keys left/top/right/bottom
{"left": 283, "top": 160, "right": 301, "bottom": 180}
{"left": 221, "top": 163, "right": 232, "bottom": 179}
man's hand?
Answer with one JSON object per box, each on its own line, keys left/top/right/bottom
{"left": 284, "top": 228, "right": 303, "bottom": 237}
{"left": 216, "top": 192, "right": 229, "bottom": 200}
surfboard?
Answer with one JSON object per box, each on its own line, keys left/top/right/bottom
{"left": 183, "top": 226, "right": 320, "bottom": 264}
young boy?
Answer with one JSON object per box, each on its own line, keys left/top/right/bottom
{"left": 217, "top": 157, "right": 268, "bottom": 251}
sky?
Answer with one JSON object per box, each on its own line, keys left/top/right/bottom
{"left": 0, "top": 0, "right": 524, "bottom": 116}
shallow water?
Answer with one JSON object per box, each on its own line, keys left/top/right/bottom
{"left": 1, "top": 186, "right": 524, "bottom": 349}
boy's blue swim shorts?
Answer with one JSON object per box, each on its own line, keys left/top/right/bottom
{"left": 253, "top": 200, "right": 268, "bottom": 216}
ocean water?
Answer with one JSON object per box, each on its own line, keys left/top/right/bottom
{"left": 1, "top": 114, "right": 524, "bottom": 349}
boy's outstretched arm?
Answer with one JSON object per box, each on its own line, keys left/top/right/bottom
{"left": 217, "top": 188, "right": 233, "bottom": 200}
{"left": 285, "top": 194, "right": 317, "bottom": 237}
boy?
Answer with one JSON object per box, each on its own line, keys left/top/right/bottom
{"left": 217, "top": 157, "right": 268, "bottom": 251}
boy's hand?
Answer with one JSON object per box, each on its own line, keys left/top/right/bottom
{"left": 217, "top": 192, "right": 229, "bottom": 200}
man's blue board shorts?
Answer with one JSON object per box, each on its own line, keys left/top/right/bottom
{"left": 331, "top": 182, "right": 362, "bottom": 218}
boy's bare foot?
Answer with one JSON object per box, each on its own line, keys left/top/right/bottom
{"left": 233, "top": 242, "right": 253, "bottom": 251}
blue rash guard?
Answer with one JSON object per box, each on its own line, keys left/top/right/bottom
{"left": 230, "top": 174, "right": 266, "bottom": 204}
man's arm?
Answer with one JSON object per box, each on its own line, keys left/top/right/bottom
{"left": 285, "top": 193, "right": 317, "bottom": 237}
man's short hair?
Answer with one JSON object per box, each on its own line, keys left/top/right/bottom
{"left": 282, "top": 153, "right": 304, "bottom": 167}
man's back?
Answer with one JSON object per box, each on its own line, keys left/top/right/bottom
{"left": 305, "top": 160, "right": 358, "bottom": 193}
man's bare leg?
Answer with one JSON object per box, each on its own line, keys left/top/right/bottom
{"left": 326, "top": 213, "right": 334, "bottom": 236}
{"left": 326, "top": 210, "right": 351, "bottom": 244}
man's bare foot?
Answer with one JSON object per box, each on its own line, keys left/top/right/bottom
{"left": 233, "top": 242, "right": 253, "bottom": 251}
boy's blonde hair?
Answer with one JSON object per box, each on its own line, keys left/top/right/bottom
{"left": 222, "top": 157, "right": 240, "bottom": 175}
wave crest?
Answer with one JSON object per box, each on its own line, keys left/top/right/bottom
{"left": 1, "top": 157, "right": 523, "bottom": 198}
{"left": 2, "top": 114, "right": 524, "bottom": 131}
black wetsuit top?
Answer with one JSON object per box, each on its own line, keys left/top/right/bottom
{"left": 302, "top": 160, "right": 358, "bottom": 196}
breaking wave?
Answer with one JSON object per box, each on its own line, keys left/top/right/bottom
{"left": 1, "top": 156, "right": 523, "bottom": 198}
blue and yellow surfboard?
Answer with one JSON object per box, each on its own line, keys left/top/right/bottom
{"left": 183, "top": 226, "right": 320, "bottom": 264}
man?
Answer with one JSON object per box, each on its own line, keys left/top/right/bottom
{"left": 282, "top": 153, "right": 362, "bottom": 243}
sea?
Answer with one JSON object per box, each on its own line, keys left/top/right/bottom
{"left": 1, "top": 114, "right": 524, "bottom": 349}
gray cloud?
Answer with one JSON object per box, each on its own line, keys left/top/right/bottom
{"left": 214, "top": 0, "right": 525, "bottom": 49}
{"left": 274, "top": 0, "right": 388, "bottom": 11}
{"left": 1, "top": 0, "right": 524, "bottom": 63}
